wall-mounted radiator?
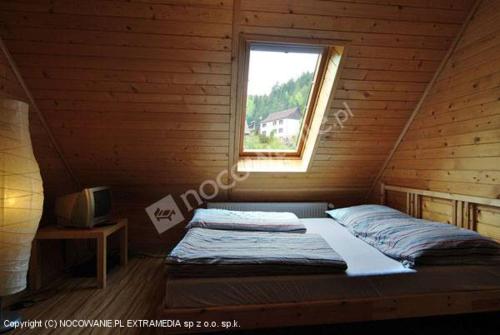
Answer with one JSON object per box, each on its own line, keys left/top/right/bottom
{"left": 207, "top": 202, "right": 331, "bottom": 218}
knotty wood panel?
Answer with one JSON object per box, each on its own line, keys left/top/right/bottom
{"left": 0, "top": 48, "right": 78, "bottom": 286}
{"left": 0, "top": 0, "right": 476, "bottom": 251}
{"left": 380, "top": 0, "right": 500, "bottom": 238}
{"left": 385, "top": 190, "right": 406, "bottom": 213}
{"left": 477, "top": 205, "right": 500, "bottom": 240}
{"left": 0, "top": 0, "right": 234, "bottom": 252}
{"left": 0, "top": 49, "right": 76, "bottom": 216}
{"left": 421, "top": 197, "right": 453, "bottom": 224}
{"left": 385, "top": 191, "right": 455, "bottom": 224}
{"left": 232, "top": 0, "right": 473, "bottom": 204}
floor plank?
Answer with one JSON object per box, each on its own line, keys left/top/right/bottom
{"left": 11, "top": 257, "right": 164, "bottom": 335}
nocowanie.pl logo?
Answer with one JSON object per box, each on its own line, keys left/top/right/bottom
{"left": 145, "top": 195, "right": 184, "bottom": 234}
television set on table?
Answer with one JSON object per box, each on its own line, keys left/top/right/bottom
{"left": 55, "top": 186, "right": 112, "bottom": 228}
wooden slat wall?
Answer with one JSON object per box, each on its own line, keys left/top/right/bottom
{"left": 0, "top": 0, "right": 235, "bottom": 252}
{"left": 386, "top": 191, "right": 455, "bottom": 224}
{"left": 380, "top": 0, "right": 500, "bottom": 240}
{"left": 0, "top": 0, "right": 476, "bottom": 251}
{"left": 232, "top": 0, "right": 474, "bottom": 205}
{"left": 0, "top": 48, "right": 76, "bottom": 218}
{"left": 1, "top": 46, "right": 78, "bottom": 284}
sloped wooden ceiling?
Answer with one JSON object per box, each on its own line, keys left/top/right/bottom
{"left": 0, "top": 0, "right": 476, "bottom": 251}
{"left": 376, "top": 0, "right": 500, "bottom": 239}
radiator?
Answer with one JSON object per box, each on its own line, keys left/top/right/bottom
{"left": 207, "top": 202, "right": 332, "bottom": 218}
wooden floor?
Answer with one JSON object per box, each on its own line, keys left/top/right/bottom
{"left": 12, "top": 257, "right": 164, "bottom": 335}
{"left": 10, "top": 257, "right": 499, "bottom": 335}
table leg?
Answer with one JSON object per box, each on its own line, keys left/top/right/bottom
{"left": 29, "top": 240, "right": 42, "bottom": 290}
{"left": 120, "top": 225, "right": 128, "bottom": 266}
{"left": 97, "top": 236, "right": 107, "bottom": 289}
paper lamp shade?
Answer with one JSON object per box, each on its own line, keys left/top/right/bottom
{"left": 0, "top": 99, "right": 43, "bottom": 296}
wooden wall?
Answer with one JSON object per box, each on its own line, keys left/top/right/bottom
{"left": 0, "top": 0, "right": 235, "bottom": 252}
{"left": 1, "top": 46, "right": 78, "bottom": 283}
{"left": 0, "top": 0, "right": 476, "bottom": 252}
{"left": 231, "top": 0, "right": 474, "bottom": 204}
{"left": 0, "top": 47, "right": 77, "bottom": 217}
{"left": 381, "top": 0, "right": 500, "bottom": 240}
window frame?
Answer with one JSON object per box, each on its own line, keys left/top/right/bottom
{"left": 237, "top": 38, "right": 330, "bottom": 159}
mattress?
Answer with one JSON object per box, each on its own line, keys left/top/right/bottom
{"left": 165, "top": 219, "right": 500, "bottom": 308}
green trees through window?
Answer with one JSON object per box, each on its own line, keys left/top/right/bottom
{"left": 245, "top": 72, "right": 313, "bottom": 127}
{"left": 242, "top": 45, "right": 321, "bottom": 153}
{"left": 244, "top": 72, "right": 313, "bottom": 151}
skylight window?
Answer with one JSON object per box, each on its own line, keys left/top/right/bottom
{"left": 235, "top": 36, "right": 344, "bottom": 172}
{"left": 240, "top": 43, "right": 327, "bottom": 157}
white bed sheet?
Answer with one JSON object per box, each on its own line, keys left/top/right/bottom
{"left": 305, "top": 218, "right": 414, "bottom": 276}
{"left": 165, "top": 219, "right": 500, "bottom": 308}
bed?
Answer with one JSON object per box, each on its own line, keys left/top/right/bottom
{"left": 159, "top": 185, "right": 500, "bottom": 333}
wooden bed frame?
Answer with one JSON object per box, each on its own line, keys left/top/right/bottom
{"left": 159, "top": 185, "right": 500, "bottom": 333}
{"left": 380, "top": 183, "right": 500, "bottom": 232}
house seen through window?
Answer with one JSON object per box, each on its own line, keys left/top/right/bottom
{"left": 242, "top": 43, "right": 324, "bottom": 156}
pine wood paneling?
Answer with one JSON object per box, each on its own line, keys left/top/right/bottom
{"left": 0, "top": 47, "right": 76, "bottom": 216}
{"left": 0, "top": 45, "right": 78, "bottom": 286}
{"left": 0, "top": 0, "right": 476, "bottom": 251}
{"left": 380, "top": 0, "right": 500, "bottom": 240}
{"left": 1, "top": 0, "right": 235, "bottom": 252}
{"left": 232, "top": 0, "right": 473, "bottom": 204}
{"left": 385, "top": 190, "right": 406, "bottom": 213}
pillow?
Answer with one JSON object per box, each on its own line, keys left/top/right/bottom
{"left": 186, "top": 208, "right": 306, "bottom": 233}
{"left": 326, "top": 204, "right": 408, "bottom": 226}
{"left": 347, "top": 215, "right": 500, "bottom": 268}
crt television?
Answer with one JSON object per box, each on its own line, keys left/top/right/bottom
{"left": 55, "top": 186, "right": 112, "bottom": 228}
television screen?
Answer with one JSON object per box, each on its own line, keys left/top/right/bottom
{"left": 93, "top": 189, "right": 112, "bottom": 218}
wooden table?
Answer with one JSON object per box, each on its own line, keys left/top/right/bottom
{"left": 30, "top": 218, "right": 128, "bottom": 289}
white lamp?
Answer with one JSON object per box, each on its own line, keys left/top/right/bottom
{"left": 0, "top": 98, "right": 43, "bottom": 332}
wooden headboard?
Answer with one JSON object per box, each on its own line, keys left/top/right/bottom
{"left": 380, "top": 184, "right": 500, "bottom": 241}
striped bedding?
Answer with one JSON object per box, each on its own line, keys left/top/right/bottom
{"left": 166, "top": 228, "right": 347, "bottom": 277}
{"left": 327, "top": 205, "right": 500, "bottom": 268}
{"left": 326, "top": 205, "right": 407, "bottom": 227}
{"left": 186, "top": 208, "right": 306, "bottom": 233}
